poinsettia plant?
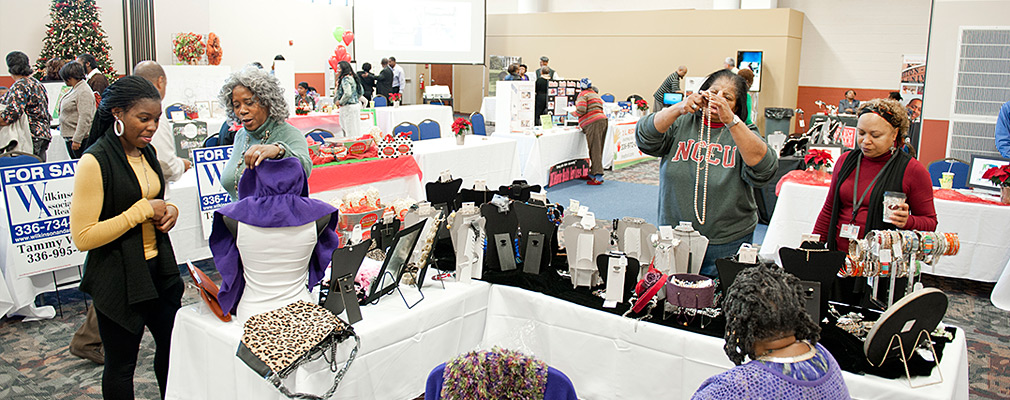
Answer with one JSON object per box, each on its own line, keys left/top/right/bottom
{"left": 173, "top": 32, "right": 205, "bottom": 65}
{"left": 982, "top": 165, "right": 1010, "bottom": 187}
{"left": 635, "top": 99, "right": 649, "bottom": 112}
{"left": 295, "top": 104, "right": 311, "bottom": 115}
{"left": 804, "top": 149, "right": 834, "bottom": 169}
{"left": 388, "top": 93, "right": 402, "bottom": 102}
{"left": 451, "top": 117, "right": 472, "bottom": 137}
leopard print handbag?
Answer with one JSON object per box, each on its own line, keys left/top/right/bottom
{"left": 237, "top": 300, "right": 360, "bottom": 399}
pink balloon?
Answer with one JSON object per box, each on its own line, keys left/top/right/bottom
{"left": 342, "top": 31, "right": 354, "bottom": 46}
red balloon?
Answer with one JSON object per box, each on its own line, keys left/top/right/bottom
{"left": 342, "top": 31, "right": 354, "bottom": 46}
{"left": 328, "top": 56, "right": 340, "bottom": 72}
{"left": 334, "top": 46, "right": 348, "bottom": 63}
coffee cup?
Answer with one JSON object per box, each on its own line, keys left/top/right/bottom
{"left": 882, "top": 191, "right": 907, "bottom": 223}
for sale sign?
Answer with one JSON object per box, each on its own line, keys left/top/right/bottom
{"left": 1, "top": 161, "right": 86, "bottom": 278}
{"left": 192, "top": 146, "right": 234, "bottom": 239}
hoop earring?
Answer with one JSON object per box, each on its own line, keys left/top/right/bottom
{"left": 114, "top": 118, "right": 124, "bottom": 137}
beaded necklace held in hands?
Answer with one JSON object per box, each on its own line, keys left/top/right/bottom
{"left": 694, "top": 100, "right": 712, "bottom": 225}
{"left": 234, "top": 127, "right": 271, "bottom": 194}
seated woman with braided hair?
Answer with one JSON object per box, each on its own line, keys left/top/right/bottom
{"left": 692, "top": 265, "right": 850, "bottom": 399}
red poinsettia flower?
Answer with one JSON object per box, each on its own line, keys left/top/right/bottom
{"left": 451, "top": 117, "right": 472, "bottom": 136}
{"left": 982, "top": 165, "right": 1010, "bottom": 186}
{"left": 804, "top": 149, "right": 834, "bottom": 168}
{"left": 635, "top": 99, "right": 649, "bottom": 111}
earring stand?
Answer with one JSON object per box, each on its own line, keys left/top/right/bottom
{"left": 870, "top": 330, "right": 943, "bottom": 388}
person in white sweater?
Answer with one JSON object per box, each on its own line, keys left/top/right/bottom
{"left": 133, "top": 60, "right": 191, "bottom": 182}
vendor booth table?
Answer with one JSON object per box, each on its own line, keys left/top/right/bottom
{"left": 375, "top": 105, "right": 454, "bottom": 139}
{"left": 761, "top": 181, "right": 1010, "bottom": 282}
{"left": 166, "top": 279, "right": 491, "bottom": 400}
{"left": 485, "top": 285, "right": 967, "bottom": 400}
{"left": 495, "top": 127, "right": 588, "bottom": 187}
{"left": 411, "top": 136, "right": 521, "bottom": 188}
{"left": 165, "top": 281, "right": 968, "bottom": 400}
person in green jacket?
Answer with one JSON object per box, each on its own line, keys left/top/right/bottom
{"left": 636, "top": 69, "right": 778, "bottom": 278}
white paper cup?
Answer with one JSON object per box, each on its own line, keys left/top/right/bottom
{"left": 940, "top": 172, "right": 954, "bottom": 189}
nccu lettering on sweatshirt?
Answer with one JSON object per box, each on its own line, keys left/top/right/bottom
{"left": 670, "top": 139, "right": 737, "bottom": 168}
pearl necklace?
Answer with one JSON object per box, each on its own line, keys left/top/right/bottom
{"left": 694, "top": 105, "right": 712, "bottom": 225}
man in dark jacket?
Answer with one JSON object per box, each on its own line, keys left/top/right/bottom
{"left": 376, "top": 58, "right": 393, "bottom": 99}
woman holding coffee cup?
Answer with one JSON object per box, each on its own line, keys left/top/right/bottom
{"left": 811, "top": 98, "right": 937, "bottom": 253}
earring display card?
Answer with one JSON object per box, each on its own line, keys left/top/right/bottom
{"left": 563, "top": 224, "right": 611, "bottom": 288}
{"left": 455, "top": 216, "right": 485, "bottom": 284}
{"left": 672, "top": 226, "right": 709, "bottom": 274}
{"left": 617, "top": 219, "right": 658, "bottom": 266}
{"left": 494, "top": 233, "right": 518, "bottom": 271}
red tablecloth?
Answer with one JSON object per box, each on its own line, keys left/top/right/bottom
{"left": 776, "top": 170, "right": 1010, "bottom": 207}
{"left": 308, "top": 156, "right": 422, "bottom": 193}
{"left": 287, "top": 114, "right": 342, "bottom": 132}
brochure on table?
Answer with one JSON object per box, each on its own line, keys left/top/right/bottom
{"left": 494, "top": 80, "right": 535, "bottom": 133}
{"left": 192, "top": 146, "right": 235, "bottom": 239}
{"left": 546, "top": 79, "right": 580, "bottom": 126}
{"left": 1, "top": 161, "right": 86, "bottom": 278}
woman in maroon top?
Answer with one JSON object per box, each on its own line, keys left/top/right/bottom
{"left": 812, "top": 98, "right": 937, "bottom": 252}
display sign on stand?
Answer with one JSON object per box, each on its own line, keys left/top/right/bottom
{"left": 494, "top": 81, "right": 535, "bottom": 133}
{"left": 173, "top": 120, "right": 209, "bottom": 161}
{"left": 1, "top": 161, "right": 86, "bottom": 278}
{"left": 359, "top": 108, "right": 378, "bottom": 131}
{"left": 546, "top": 80, "right": 580, "bottom": 125}
{"left": 192, "top": 146, "right": 235, "bottom": 239}
{"left": 611, "top": 119, "right": 653, "bottom": 169}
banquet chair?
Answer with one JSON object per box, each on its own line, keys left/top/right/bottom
{"left": 424, "top": 357, "right": 578, "bottom": 400}
{"left": 469, "top": 112, "right": 487, "bottom": 136}
{"left": 0, "top": 151, "right": 42, "bottom": 168}
{"left": 430, "top": 100, "right": 444, "bottom": 105}
{"left": 393, "top": 122, "right": 420, "bottom": 141}
{"left": 601, "top": 93, "right": 616, "bottom": 103}
{"left": 418, "top": 119, "right": 441, "bottom": 140}
{"left": 203, "top": 134, "right": 220, "bottom": 147}
{"left": 305, "top": 128, "right": 335, "bottom": 143}
{"left": 927, "top": 157, "right": 970, "bottom": 189}
{"left": 165, "top": 103, "right": 186, "bottom": 120}
{"left": 373, "top": 95, "right": 388, "bottom": 107}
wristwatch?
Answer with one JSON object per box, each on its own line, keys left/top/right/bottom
{"left": 731, "top": 114, "right": 743, "bottom": 128}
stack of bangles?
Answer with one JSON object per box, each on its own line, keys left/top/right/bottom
{"left": 839, "top": 230, "right": 960, "bottom": 278}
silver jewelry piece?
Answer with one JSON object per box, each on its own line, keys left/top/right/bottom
{"left": 114, "top": 118, "right": 125, "bottom": 137}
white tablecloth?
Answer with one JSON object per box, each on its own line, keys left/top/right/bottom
{"left": 480, "top": 96, "right": 496, "bottom": 123}
{"left": 411, "top": 136, "right": 521, "bottom": 188}
{"left": 375, "top": 105, "right": 454, "bottom": 138}
{"left": 483, "top": 285, "right": 968, "bottom": 400}
{"left": 494, "top": 127, "right": 588, "bottom": 187}
{"left": 761, "top": 181, "right": 1010, "bottom": 282}
{"left": 165, "top": 279, "right": 491, "bottom": 400}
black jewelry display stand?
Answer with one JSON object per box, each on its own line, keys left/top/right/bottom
{"left": 714, "top": 257, "right": 759, "bottom": 297}
{"left": 514, "top": 202, "right": 557, "bottom": 275}
{"left": 481, "top": 202, "right": 520, "bottom": 272}
{"left": 863, "top": 287, "right": 948, "bottom": 388}
{"left": 497, "top": 180, "right": 542, "bottom": 203}
{"left": 457, "top": 187, "right": 496, "bottom": 208}
{"left": 779, "top": 247, "right": 845, "bottom": 321}
{"left": 324, "top": 241, "right": 371, "bottom": 324}
{"left": 370, "top": 218, "right": 400, "bottom": 252}
{"left": 426, "top": 178, "right": 463, "bottom": 240}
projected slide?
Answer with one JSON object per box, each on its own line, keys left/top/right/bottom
{"left": 354, "top": 0, "right": 486, "bottom": 65}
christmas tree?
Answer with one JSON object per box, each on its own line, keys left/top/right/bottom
{"left": 34, "top": 0, "right": 118, "bottom": 81}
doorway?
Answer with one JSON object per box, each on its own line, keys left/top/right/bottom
{"left": 430, "top": 64, "right": 453, "bottom": 110}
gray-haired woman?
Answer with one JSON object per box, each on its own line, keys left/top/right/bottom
{"left": 218, "top": 67, "right": 311, "bottom": 200}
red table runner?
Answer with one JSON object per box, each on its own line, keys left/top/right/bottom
{"left": 308, "top": 156, "right": 422, "bottom": 193}
{"left": 776, "top": 170, "right": 1010, "bottom": 207}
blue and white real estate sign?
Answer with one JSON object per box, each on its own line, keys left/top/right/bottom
{"left": 1, "top": 161, "right": 86, "bottom": 278}
{"left": 192, "top": 146, "right": 234, "bottom": 239}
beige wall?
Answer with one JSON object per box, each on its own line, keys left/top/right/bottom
{"left": 454, "top": 8, "right": 803, "bottom": 132}
{"left": 0, "top": 0, "right": 126, "bottom": 74}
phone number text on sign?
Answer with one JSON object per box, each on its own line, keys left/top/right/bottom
{"left": 1, "top": 161, "right": 87, "bottom": 277}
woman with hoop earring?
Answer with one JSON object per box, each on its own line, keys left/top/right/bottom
{"left": 635, "top": 69, "right": 778, "bottom": 279}
{"left": 70, "top": 76, "right": 182, "bottom": 399}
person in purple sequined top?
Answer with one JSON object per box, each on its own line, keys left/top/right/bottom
{"left": 693, "top": 265, "right": 851, "bottom": 399}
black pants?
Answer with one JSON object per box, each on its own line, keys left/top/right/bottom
{"left": 391, "top": 86, "right": 400, "bottom": 94}
{"left": 64, "top": 138, "right": 84, "bottom": 159}
{"left": 95, "top": 260, "right": 182, "bottom": 400}
{"left": 32, "top": 138, "right": 50, "bottom": 162}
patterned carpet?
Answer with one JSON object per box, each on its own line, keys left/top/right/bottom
{"left": 1, "top": 160, "right": 1007, "bottom": 399}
